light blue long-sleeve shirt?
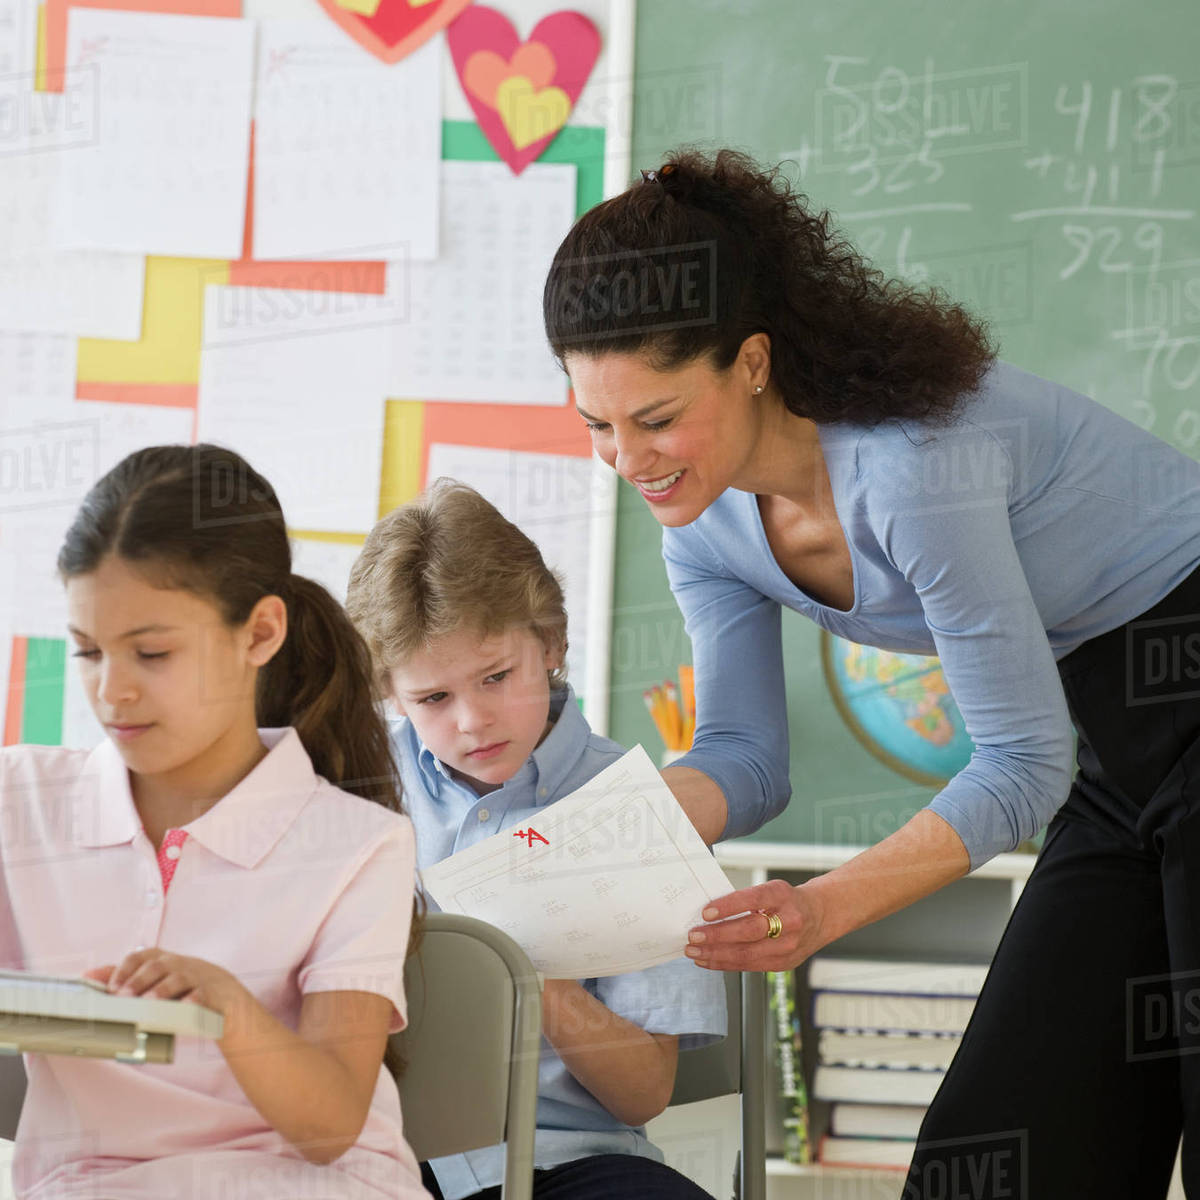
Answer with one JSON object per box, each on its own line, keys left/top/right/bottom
{"left": 663, "top": 360, "right": 1200, "bottom": 869}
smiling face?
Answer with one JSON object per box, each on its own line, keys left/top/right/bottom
{"left": 564, "top": 338, "right": 773, "bottom": 527}
{"left": 64, "top": 553, "right": 285, "bottom": 805}
{"left": 387, "top": 624, "right": 562, "bottom": 796}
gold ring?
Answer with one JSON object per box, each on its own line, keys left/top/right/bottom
{"left": 763, "top": 911, "right": 783, "bottom": 940}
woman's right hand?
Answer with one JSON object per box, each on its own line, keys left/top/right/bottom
{"left": 685, "top": 809, "right": 972, "bottom": 974}
{"left": 683, "top": 877, "right": 830, "bottom": 973}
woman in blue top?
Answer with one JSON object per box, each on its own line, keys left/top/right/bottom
{"left": 542, "top": 148, "right": 1200, "bottom": 1197}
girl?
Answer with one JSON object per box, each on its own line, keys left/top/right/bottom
{"left": 0, "top": 444, "right": 430, "bottom": 1199}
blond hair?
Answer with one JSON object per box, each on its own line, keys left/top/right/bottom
{"left": 347, "top": 479, "right": 569, "bottom": 698}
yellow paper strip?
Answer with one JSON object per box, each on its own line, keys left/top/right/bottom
{"left": 77, "top": 257, "right": 229, "bottom": 385}
{"left": 379, "top": 399, "right": 425, "bottom": 516}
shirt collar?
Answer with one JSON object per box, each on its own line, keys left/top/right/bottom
{"left": 526, "top": 686, "right": 590, "bottom": 803}
{"left": 74, "top": 728, "right": 320, "bottom": 867}
{"left": 413, "top": 685, "right": 591, "bottom": 805}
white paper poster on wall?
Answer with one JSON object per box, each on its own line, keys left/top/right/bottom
{"left": 386, "top": 161, "right": 575, "bottom": 406}
{"left": 289, "top": 536, "right": 364, "bottom": 606}
{"left": 54, "top": 10, "right": 255, "bottom": 258}
{"left": 0, "top": 399, "right": 194, "bottom": 639}
{"left": 253, "top": 22, "right": 441, "bottom": 262}
{"left": 0, "top": 335, "right": 77, "bottom": 420}
{"left": 198, "top": 284, "right": 399, "bottom": 533}
{"left": 0, "top": 84, "right": 144, "bottom": 340}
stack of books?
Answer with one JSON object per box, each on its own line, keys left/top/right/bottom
{"left": 807, "top": 954, "right": 988, "bottom": 1170}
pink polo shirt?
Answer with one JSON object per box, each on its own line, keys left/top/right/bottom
{"left": 0, "top": 727, "right": 430, "bottom": 1200}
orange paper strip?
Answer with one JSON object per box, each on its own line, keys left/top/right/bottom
{"left": 4, "top": 638, "right": 27, "bottom": 747}
{"left": 420, "top": 393, "right": 592, "bottom": 488}
{"left": 75, "top": 382, "right": 199, "bottom": 442}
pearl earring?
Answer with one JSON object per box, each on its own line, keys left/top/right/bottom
{"left": 753, "top": 385, "right": 764, "bottom": 394}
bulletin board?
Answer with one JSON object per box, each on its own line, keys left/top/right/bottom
{"left": 610, "top": 0, "right": 1200, "bottom": 843}
{"left": 0, "top": 0, "right": 636, "bottom": 746}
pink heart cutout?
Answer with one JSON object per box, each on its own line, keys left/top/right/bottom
{"left": 317, "top": 0, "right": 471, "bottom": 66}
{"left": 448, "top": 6, "right": 601, "bottom": 175}
{"left": 462, "top": 41, "right": 557, "bottom": 106}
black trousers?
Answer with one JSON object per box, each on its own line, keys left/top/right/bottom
{"left": 905, "top": 562, "right": 1200, "bottom": 1199}
{"left": 420, "top": 1155, "right": 715, "bottom": 1200}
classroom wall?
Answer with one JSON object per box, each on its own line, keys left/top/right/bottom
{"left": 0, "top": 0, "right": 628, "bottom": 743}
{"left": 612, "top": 0, "right": 1200, "bottom": 844}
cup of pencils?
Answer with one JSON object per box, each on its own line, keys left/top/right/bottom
{"left": 645, "top": 666, "right": 696, "bottom": 767}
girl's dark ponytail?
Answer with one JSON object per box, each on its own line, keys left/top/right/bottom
{"left": 258, "top": 573, "right": 401, "bottom": 812}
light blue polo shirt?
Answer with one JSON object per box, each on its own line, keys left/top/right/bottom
{"left": 391, "top": 686, "right": 728, "bottom": 1200}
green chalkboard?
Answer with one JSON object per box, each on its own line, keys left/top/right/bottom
{"left": 610, "top": 0, "right": 1200, "bottom": 844}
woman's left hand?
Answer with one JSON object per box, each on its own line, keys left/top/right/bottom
{"left": 84, "top": 948, "right": 249, "bottom": 1016}
{"left": 685, "top": 877, "right": 829, "bottom": 972}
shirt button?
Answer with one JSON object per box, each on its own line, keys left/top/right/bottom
{"left": 478, "top": 809, "right": 490, "bottom": 822}
{"left": 537, "top": 787, "right": 548, "bottom": 798}
{"left": 165, "top": 844, "right": 181, "bottom": 860}
{"left": 145, "top": 890, "right": 160, "bottom": 908}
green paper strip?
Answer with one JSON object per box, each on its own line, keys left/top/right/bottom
{"left": 21, "top": 638, "right": 66, "bottom": 746}
{"left": 441, "top": 120, "right": 606, "bottom": 216}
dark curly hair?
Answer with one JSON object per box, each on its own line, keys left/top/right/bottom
{"left": 543, "top": 147, "right": 997, "bottom": 428}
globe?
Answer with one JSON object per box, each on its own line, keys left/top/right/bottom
{"left": 820, "top": 631, "right": 975, "bottom": 786}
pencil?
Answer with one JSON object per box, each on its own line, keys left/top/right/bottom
{"left": 678, "top": 665, "right": 696, "bottom": 749}
{"left": 679, "top": 665, "right": 695, "bottom": 721}
{"left": 644, "top": 688, "right": 675, "bottom": 747}
{"left": 662, "top": 681, "right": 684, "bottom": 748}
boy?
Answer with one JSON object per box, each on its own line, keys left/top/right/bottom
{"left": 347, "top": 479, "right": 725, "bottom": 1200}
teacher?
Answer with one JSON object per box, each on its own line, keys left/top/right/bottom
{"left": 542, "top": 148, "right": 1200, "bottom": 1195}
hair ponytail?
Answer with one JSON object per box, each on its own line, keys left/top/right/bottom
{"left": 258, "top": 573, "right": 401, "bottom": 812}
{"left": 545, "top": 146, "right": 995, "bottom": 428}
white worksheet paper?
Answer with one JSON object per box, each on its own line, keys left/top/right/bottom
{"left": 253, "top": 22, "right": 440, "bottom": 262}
{"left": 197, "top": 284, "right": 398, "bottom": 532}
{"left": 54, "top": 10, "right": 255, "bottom": 258}
{"left": 421, "top": 746, "right": 736, "bottom": 978}
{"left": 0, "top": 81, "right": 144, "bottom": 338}
{"left": 425, "top": 442, "right": 602, "bottom": 689}
{"left": 386, "top": 160, "right": 574, "bottom": 406}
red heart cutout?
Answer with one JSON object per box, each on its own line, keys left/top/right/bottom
{"left": 317, "top": 0, "right": 471, "bottom": 65}
{"left": 448, "top": 6, "right": 601, "bottom": 175}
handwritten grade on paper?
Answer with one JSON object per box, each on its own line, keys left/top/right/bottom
{"left": 420, "top": 746, "right": 735, "bottom": 979}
